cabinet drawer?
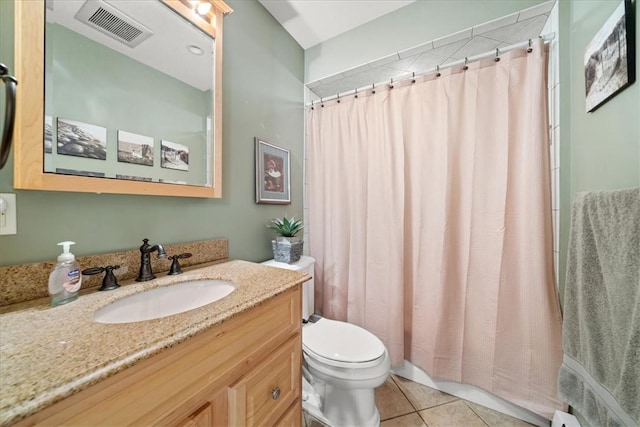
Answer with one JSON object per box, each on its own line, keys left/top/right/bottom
{"left": 229, "top": 334, "right": 301, "bottom": 427}
{"left": 275, "top": 400, "right": 302, "bottom": 427}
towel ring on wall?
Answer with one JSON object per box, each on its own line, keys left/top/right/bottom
{"left": 0, "top": 63, "right": 18, "bottom": 170}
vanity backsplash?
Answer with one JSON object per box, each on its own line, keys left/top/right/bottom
{"left": 0, "top": 238, "right": 228, "bottom": 307}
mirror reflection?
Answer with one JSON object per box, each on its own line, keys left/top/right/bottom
{"left": 44, "top": 0, "right": 215, "bottom": 187}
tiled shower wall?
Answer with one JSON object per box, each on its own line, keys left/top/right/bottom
{"left": 543, "top": 1, "right": 561, "bottom": 288}
{"left": 303, "top": 0, "right": 561, "bottom": 287}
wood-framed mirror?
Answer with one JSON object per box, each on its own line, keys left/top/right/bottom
{"left": 13, "top": 0, "right": 231, "bottom": 198}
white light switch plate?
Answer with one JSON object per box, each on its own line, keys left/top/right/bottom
{"left": 0, "top": 193, "right": 17, "bottom": 235}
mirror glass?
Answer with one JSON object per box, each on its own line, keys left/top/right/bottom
{"left": 44, "top": 0, "right": 214, "bottom": 187}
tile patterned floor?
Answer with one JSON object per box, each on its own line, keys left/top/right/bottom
{"left": 304, "top": 374, "right": 535, "bottom": 427}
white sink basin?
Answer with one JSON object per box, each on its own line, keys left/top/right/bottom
{"left": 94, "top": 280, "right": 236, "bottom": 324}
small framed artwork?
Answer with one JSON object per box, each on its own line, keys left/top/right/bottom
{"left": 117, "top": 130, "right": 154, "bottom": 166}
{"left": 255, "top": 138, "right": 290, "bottom": 204}
{"left": 44, "top": 115, "right": 53, "bottom": 154}
{"left": 161, "top": 140, "right": 189, "bottom": 171}
{"left": 55, "top": 168, "right": 105, "bottom": 178}
{"left": 116, "top": 174, "right": 153, "bottom": 182}
{"left": 57, "top": 118, "right": 107, "bottom": 160}
{"left": 159, "top": 178, "right": 187, "bottom": 185}
{"left": 584, "top": 0, "right": 635, "bottom": 112}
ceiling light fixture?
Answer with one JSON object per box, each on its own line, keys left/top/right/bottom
{"left": 196, "top": 2, "right": 212, "bottom": 16}
{"left": 187, "top": 45, "right": 204, "bottom": 56}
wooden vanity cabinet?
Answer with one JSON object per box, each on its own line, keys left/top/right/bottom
{"left": 228, "top": 335, "right": 301, "bottom": 426}
{"left": 17, "top": 286, "right": 302, "bottom": 426}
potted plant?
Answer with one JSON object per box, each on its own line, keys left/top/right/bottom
{"left": 267, "top": 216, "right": 304, "bottom": 263}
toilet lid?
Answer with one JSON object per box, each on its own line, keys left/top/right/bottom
{"left": 303, "top": 318, "right": 386, "bottom": 363}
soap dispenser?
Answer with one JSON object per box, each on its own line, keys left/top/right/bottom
{"left": 48, "top": 241, "right": 82, "bottom": 306}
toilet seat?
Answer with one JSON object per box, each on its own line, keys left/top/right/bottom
{"left": 303, "top": 346, "right": 386, "bottom": 370}
{"left": 303, "top": 318, "right": 386, "bottom": 368}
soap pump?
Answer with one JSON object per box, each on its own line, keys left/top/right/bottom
{"left": 48, "top": 241, "right": 82, "bottom": 306}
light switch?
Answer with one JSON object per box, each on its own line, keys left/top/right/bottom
{"left": 0, "top": 193, "right": 17, "bottom": 235}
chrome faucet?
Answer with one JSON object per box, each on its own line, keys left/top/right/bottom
{"left": 136, "top": 238, "right": 168, "bottom": 282}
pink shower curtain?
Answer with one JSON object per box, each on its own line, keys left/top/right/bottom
{"left": 307, "top": 40, "right": 565, "bottom": 418}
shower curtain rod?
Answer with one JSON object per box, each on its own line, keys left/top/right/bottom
{"left": 306, "top": 32, "right": 555, "bottom": 106}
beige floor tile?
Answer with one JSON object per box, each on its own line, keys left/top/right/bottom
{"left": 381, "top": 412, "right": 428, "bottom": 427}
{"left": 418, "top": 400, "right": 488, "bottom": 427}
{"left": 464, "top": 401, "right": 534, "bottom": 426}
{"left": 393, "top": 374, "right": 458, "bottom": 410}
{"left": 375, "top": 376, "right": 416, "bottom": 420}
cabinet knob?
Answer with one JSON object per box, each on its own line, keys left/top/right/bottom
{"left": 271, "top": 387, "right": 281, "bottom": 400}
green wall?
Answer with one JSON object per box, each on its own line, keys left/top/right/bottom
{"left": 0, "top": 0, "right": 305, "bottom": 266}
{"left": 305, "top": 0, "right": 547, "bottom": 82}
{"left": 559, "top": 0, "right": 640, "bottom": 296}
{"left": 558, "top": 0, "right": 639, "bottom": 422}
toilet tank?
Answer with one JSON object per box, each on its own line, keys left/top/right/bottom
{"left": 262, "top": 256, "right": 315, "bottom": 321}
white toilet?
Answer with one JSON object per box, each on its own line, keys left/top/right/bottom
{"left": 262, "top": 256, "right": 390, "bottom": 427}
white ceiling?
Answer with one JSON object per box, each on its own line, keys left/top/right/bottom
{"left": 48, "top": 0, "right": 214, "bottom": 91}
{"left": 258, "top": 0, "right": 416, "bottom": 49}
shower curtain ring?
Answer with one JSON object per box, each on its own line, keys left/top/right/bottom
{"left": 389, "top": 78, "right": 394, "bottom": 89}
{"left": 494, "top": 48, "right": 500, "bottom": 62}
{"left": 527, "top": 39, "right": 533, "bottom": 53}
{"left": 320, "top": 97, "right": 324, "bottom": 108}
{"left": 436, "top": 65, "right": 441, "bottom": 77}
{"left": 412, "top": 72, "right": 416, "bottom": 84}
{"left": 311, "top": 100, "right": 314, "bottom": 110}
{"left": 463, "top": 57, "right": 469, "bottom": 71}
{"left": 355, "top": 88, "right": 358, "bottom": 98}
{"left": 372, "top": 83, "right": 376, "bottom": 94}
{"left": 336, "top": 94, "right": 340, "bottom": 103}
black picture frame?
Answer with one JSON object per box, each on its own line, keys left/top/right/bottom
{"left": 584, "top": 0, "right": 636, "bottom": 113}
{"left": 255, "top": 138, "right": 291, "bottom": 204}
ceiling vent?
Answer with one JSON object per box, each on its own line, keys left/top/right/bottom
{"left": 74, "top": 0, "right": 153, "bottom": 48}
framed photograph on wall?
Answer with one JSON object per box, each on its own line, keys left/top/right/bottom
{"left": 116, "top": 174, "right": 153, "bottom": 182}
{"left": 160, "top": 140, "right": 189, "bottom": 171}
{"left": 57, "top": 118, "right": 107, "bottom": 160}
{"left": 584, "top": 0, "right": 636, "bottom": 112}
{"left": 55, "top": 168, "right": 105, "bottom": 178}
{"left": 44, "top": 115, "right": 53, "bottom": 154}
{"left": 255, "top": 138, "right": 290, "bottom": 204}
{"left": 117, "top": 130, "right": 154, "bottom": 166}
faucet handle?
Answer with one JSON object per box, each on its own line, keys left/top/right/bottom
{"left": 168, "top": 253, "right": 192, "bottom": 275}
{"left": 82, "top": 265, "right": 121, "bottom": 291}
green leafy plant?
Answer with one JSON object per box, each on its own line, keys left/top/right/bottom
{"left": 267, "top": 216, "right": 304, "bottom": 238}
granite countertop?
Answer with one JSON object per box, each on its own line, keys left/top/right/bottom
{"left": 0, "top": 260, "right": 308, "bottom": 426}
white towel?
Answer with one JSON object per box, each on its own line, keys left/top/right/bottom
{"left": 558, "top": 187, "right": 640, "bottom": 427}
